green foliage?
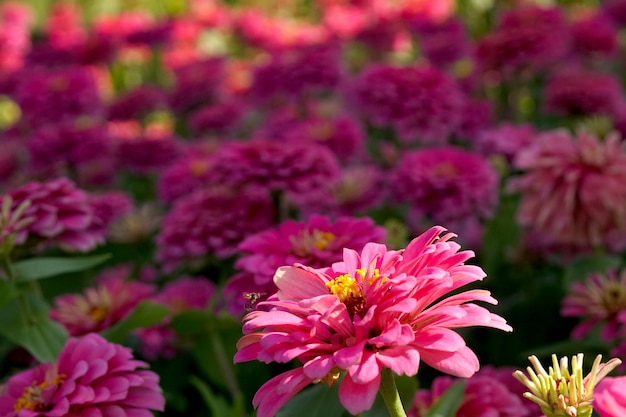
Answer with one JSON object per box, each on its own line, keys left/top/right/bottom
{"left": 13, "top": 254, "right": 110, "bottom": 282}
{"left": 101, "top": 301, "right": 170, "bottom": 344}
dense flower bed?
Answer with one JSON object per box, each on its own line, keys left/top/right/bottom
{"left": 2, "top": 0, "right": 626, "bottom": 416}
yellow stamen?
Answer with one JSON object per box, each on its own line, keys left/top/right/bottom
{"left": 326, "top": 274, "right": 360, "bottom": 303}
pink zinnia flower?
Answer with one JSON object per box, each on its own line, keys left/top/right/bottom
{"left": 0, "top": 333, "right": 165, "bottom": 417}
{"left": 594, "top": 377, "right": 626, "bottom": 417}
{"left": 50, "top": 266, "right": 156, "bottom": 336}
{"left": 234, "top": 226, "right": 512, "bottom": 416}
{"left": 6, "top": 178, "right": 106, "bottom": 252}
{"left": 155, "top": 186, "right": 275, "bottom": 271}
{"left": 390, "top": 147, "right": 498, "bottom": 224}
{"left": 351, "top": 64, "right": 464, "bottom": 144}
{"left": 508, "top": 129, "right": 626, "bottom": 252}
{"left": 472, "top": 123, "right": 536, "bottom": 163}
{"left": 213, "top": 139, "right": 340, "bottom": 198}
{"left": 224, "top": 215, "right": 386, "bottom": 313}
{"left": 408, "top": 369, "right": 529, "bottom": 417}
{"left": 561, "top": 269, "right": 626, "bottom": 341}
{"left": 157, "top": 153, "right": 218, "bottom": 204}
{"left": 544, "top": 70, "right": 624, "bottom": 117}
{"left": 408, "top": 17, "right": 471, "bottom": 68}
{"left": 571, "top": 13, "right": 618, "bottom": 59}
{"left": 107, "top": 85, "right": 168, "bottom": 121}
{"left": 136, "top": 277, "right": 215, "bottom": 359}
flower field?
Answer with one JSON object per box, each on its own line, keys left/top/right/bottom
{"left": 2, "top": 0, "right": 626, "bottom": 416}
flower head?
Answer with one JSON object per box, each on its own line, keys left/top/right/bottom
{"left": 235, "top": 226, "right": 512, "bottom": 417}
{"left": 224, "top": 215, "right": 386, "bottom": 313}
{"left": 0, "top": 333, "right": 164, "bottom": 417}
{"left": 593, "top": 376, "right": 626, "bottom": 417}
{"left": 50, "top": 266, "right": 156, "bottom": 335}
{"left": 513, "top": 353, "right": 622, "bottom": 417}
{"left": 508, "top": 129, "right": 626, "bottom": 253}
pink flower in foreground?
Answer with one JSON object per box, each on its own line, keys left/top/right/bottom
{"left": 594, "top": 376, "right": 626, "bottom": 417}
{"left": 508, "top": 129, "right": 626, "bottom": 253}
{"left": 409, "top": 369, "right": 529, "bottom": 417}
{"left": 0, "top": 333, "right": 164, "bottom": 417}
{"left": 561, "top": 269, "right": 626, "bottom": 341}
{"left": 50, "top": 267, "right": 155, "bottom": 336}
{"left": 224, "top": 215, "right": 386, "bottom": 313}
{"left": 234, "top": 226, "right": 512, "bottom": 417}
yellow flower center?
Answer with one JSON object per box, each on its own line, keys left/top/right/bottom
{"left": 189, "top": 159, "right": 211, "bottom": 176}
{"left": 290, "top": 229, "right": 336, "bottom": 257}
{"left": 88, "top": 306, "right": 109, "bottom": 323}
{"left": 600, "top": 281, "right": 626, "bottom": 316}
{"left": 432, "top": 162, "right": 458, "bottom": 178}
{"left": 326, "top": 273, "right": 361, "bottom": 303}
{"left": 14, "top": 374, "right": 65, "bottom": 412}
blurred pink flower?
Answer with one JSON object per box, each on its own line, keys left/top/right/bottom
{"left": 6, "top": 177, "right": 106, "bottom": 252}
{"left": 561, "top": 269, "right": 626, "bottom": 341}
{"left": 408, "top": 370, "right": 529, "bottom": 417}
{"left": 508, "top": 129, "right": 626, "bottom": 253}
{"left": 157, "top": 153, "right": 218, "bottom": 204}
{"left": 390, "top": 147, "right": 498, "bottom": 224}
{"left": 88, "top": 191, "right": 134, "bottom": 231}
{"left": 472, "top": 123, "right": 536, "bottom": 162}
{"left": 571, "top": 12, "right": 618, "bottom": 59}
{"left": 224, "top": 215, "right": 386, "bottom": 313}
{"left": 351, "top": 64, "right": 464, "bottom": 144}
{"left": 0, "top": 333, "right": 164, "bottom": 417}
{"left": 155, "top": 186, "right": 275, "bottom": 271}
{"left": 235, "top": 226, "right": 512, "bottom": 416}
{"left": 594, "top": 376, "right": 626, "bottom": 417}
{"left": 544, "top": 70, "right": 623, "bottom": 117}
{"left": 50, "top": 266, "right": 156, "bottom": 336}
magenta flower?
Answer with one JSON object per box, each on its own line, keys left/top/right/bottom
{"left": 594, "top": 377, "right": 626, "bottom": 417}
{"left": 0, "top": 333, "right": 165, "bottom": 417}
{"left": 6, "top": 178, "right": 106, "bottom": 252}
{"left": 508, "top": 129, "right": 626, "bottom": 253}
{"left": 544, "top": 70, "right": 623, "bottom": 117}
{"left": 224, "top": 215, "right": 386, "bottom": 313}
{"left": 155, "top": 186, "right": 275, "bottom": 271}
{"left": 212, "top": 139, "right": 340, "bottom": 198}
{"left": 561, "top": 269, "right": 626, "bottom": 341}
{"left": 234, "top": 226, "right": 512, "bottom": 416}
{"left": 571, "top": 13, "right": 618, "bottom": 59}
{"left": 156, "top": 153, "right": 218, "bottom": 204}
{"left": 50, "top": 266, "right": 156, "bottom": 336}
{"left": 408, "top": 370, "right": 529, "bottom": 417}
{"left": 472, "top": 123, "right": 536, "bottom": 163}
{"left": 351, "top": 64, "right": 464, "bottom": 144}
{"left": 390, "top": 147, "right": 498, "bottom": 224}
{"left": 88, "top": 191, "right": 134, "bottom": 232}
{"left": 107, "top": 85, "right": 168, "bottom": 121}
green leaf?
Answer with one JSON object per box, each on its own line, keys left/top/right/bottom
{"left": 14, "top": 254, "right": 111, "bottom": 282}
{"left": 0, "top": 294, "right": 68, "bottom": 362}
{"left": 276, "top": 381, "right": 346, "bottom": 417}
{"left": 0, "top": 280, "right": 17, "bottom": 306}
{"left": 101, "top": 301, "right": 170, "bottom": 344}
{"left": 190, "top": 376, "right": 245, "bottom": 417}
{"left": 423, "top": 379, "right": 466, "bottom": 417}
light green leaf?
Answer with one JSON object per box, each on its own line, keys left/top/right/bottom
{"left": 423, "top": 379, "right": 466, "bottom": 417}
{"left": 0, "top": 294, "right": 68, "bottom": 362}
{"left": 562, "top": 253, "right": 621, "bottom": 290}
{"left": 14, "top": 254, "right": 111, "bottom": 282}
{"left": 101, "top": 301, "right": 170, "bottom": 344}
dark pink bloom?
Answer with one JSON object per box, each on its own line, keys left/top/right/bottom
{"left": 157, "top": 153, "right": 218, "bottom": 204}
{"left": 544, "top": 70, "right": 624, "bottom": 117}
{"left": 472, "top": 123, "right": 536, "bottom": 162}
{"left": 26, "top": 119, "right": 112, "bottom": 174}
{"left": 561, "top": 269, "right": 626, "bottom": 341}
{"left": 408, "top": 17, "right": 471, "bottom": 67}
{"left": 408, "top": 370, "right": 529, "bottom": 417}
{"left": 508, "top": 130, "right": 626, "bottom": 252}
{"left": 571, "top": 13, "right": 618, "bottom": 59}
{"left": 187, "top": 100, "right": 246, "bottom": 136}
{"left": 454, "top": 98, "right": 494, "bottom": 141}
{"left": 225, "top": 215, "right": 386, "bottom": 313}
{"left": 156, "top": 186, "right": 275, "bottom": 271}
{"left": 14, "top": 66, "right": 103, "bottom": 126}
{"left": 351, "top": 64, "right": 464, "bottom": 144}
{"left": 50, "top": 266, "right": 156, "bottom": 336}
{"left": 0, "top": 333, "right": 164, "bottom": 417}
{"left": 476, "top": 5, "right": 570, "bottom": 76}
{"left": 213, "top": 139, "right": 340, "bottom": 198}
{"left": 168, "top": 57, "right": 226, "bottom": 113}
{"left": 235, "top": 226, "right": 512, "bottom": 416}
{"left": 6, "top": 178, "right": 106, "bottom": 252}
{"left": 88, "top": 191, "right": 134, "bottom": 231}
{"left": 113, "top": 129, "right": 183, "bottom": 175}
{"left": 390, "top": 147, "right": 498, "bottom": 224}
{"left": 595, "top": 377, "right": 626, "bottom": 417}
{"left": 136, "top": 277, "right": 215, "bottom": 359}
{"left": 603, "top": 0, "right": 626, "bottom": 26}
{"left": 107, "top": 85, "right": 168, "bottom": 121}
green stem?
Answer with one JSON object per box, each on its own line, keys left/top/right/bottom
{"left": 209, "top": 326, "right": 243, "bottom": 402}
{"left": 1, "top": 256, "right": 37, "bottom": 324}
{"left": 379, "top": 368, "right": 407, "bottom": 417}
